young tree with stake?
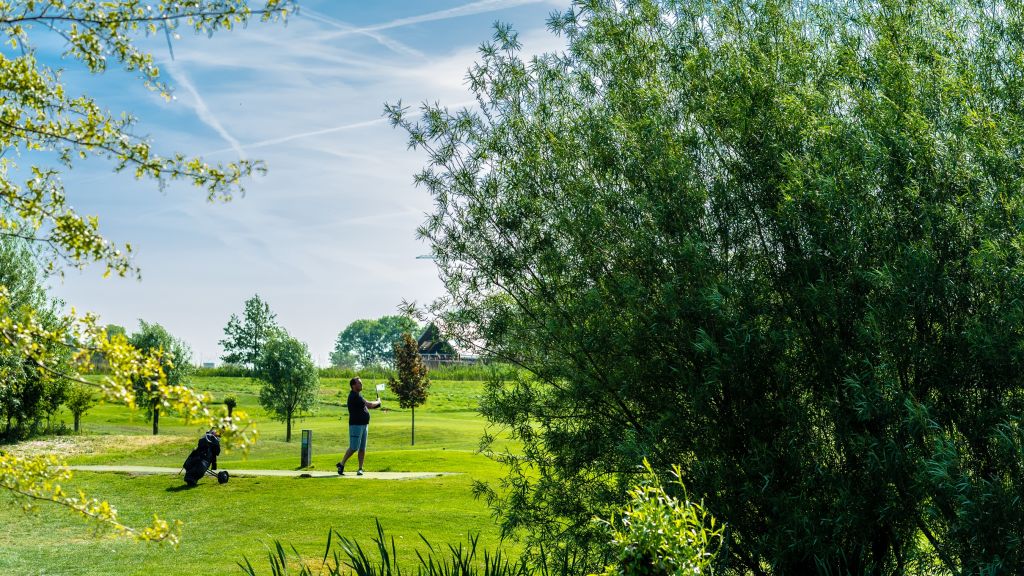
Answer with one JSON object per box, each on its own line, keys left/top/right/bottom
{"left": 388, "top": 332, "right": 430, "bottom": 445}
{"left": 128, "top": 321, "right": 193, "bottom": 436}
{"left": 256, "top": 334, "right": 319, "bottom": 443}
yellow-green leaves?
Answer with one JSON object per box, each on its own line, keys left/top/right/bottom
{"left": 0, "top": 1, "right": 292, "bottom": 278}
{"left": 0, "top": 0, "right": 290, "bottom": 543}
{"left": 595, "top": 461, "right": 723, "bottom": 576}
{"left": 0, "top": 451, "right": 182, "bottom": 543}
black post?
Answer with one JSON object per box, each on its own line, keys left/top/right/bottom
{"left": 301, "top": 429, "right": 312, "bottom": 468}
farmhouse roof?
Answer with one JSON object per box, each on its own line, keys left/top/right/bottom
{"left": 417, "top": 322, "right": 457, "bottom": 356}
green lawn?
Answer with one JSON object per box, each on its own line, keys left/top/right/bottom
{"left": 0, "top": 377, "right": 518, "bottom": 576}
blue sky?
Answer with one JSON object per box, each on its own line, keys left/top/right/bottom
{"left": 47, "top": 0, "right": 567, "bottom": 365}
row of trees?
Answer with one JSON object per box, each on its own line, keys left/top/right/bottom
{"left": 330, "top": 315, "right": 419, "bottom": 368}
{"left": 217, "top": 293, "right": 423, "bottom": 371}
{"left": 94, "top": 290, "right": 424, "bottom": 370}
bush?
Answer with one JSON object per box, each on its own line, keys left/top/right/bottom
{"left": 192, "top": 364, "right": 250, "bottom": 378}
{"left": 596, "top": 461, "right": 723, "bottom": 576}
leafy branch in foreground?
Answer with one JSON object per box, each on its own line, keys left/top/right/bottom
{"left": 0, "top": 0, "right": 294, "bottom": 278}
{"left": 0, "top": 451, "right": 182, "bottom": 543}
{"left": 0, "top": 0, "right": 290, "bottom": 542}
{"left": 595, "top": 460, "right": 723, "bottom": 576}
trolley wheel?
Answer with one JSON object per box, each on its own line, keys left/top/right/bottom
{"left": 217, "top": 470, "right": 230, "bottom": 484}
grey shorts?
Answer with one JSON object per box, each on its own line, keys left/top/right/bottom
{"left": 348, "top": 424, "right": 368, "bottom": 451}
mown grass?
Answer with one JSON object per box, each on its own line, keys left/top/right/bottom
{"left": 0, "top": 377, "right": 518, "bottom": 576}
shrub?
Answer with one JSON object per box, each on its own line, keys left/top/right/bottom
{"left": 595, "top": 461, "right": 723, "bottom": 576}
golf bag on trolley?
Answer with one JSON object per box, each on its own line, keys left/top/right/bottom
{"left": 182, "top": 429, "right": 229, "bottom": 486}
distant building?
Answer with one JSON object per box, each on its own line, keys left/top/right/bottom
{"left": 417, "top": 323, "right": 478, "bottom": 368}
{"left": 202, "top": 362, "right": 215, "bottom": 368}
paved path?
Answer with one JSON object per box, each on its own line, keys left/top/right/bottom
{"left": 66, "top": 465, "right": 454, "bottom": 480}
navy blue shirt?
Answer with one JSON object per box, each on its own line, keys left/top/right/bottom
{"left": 347, "top": 391, "right": 370, "bottom": 425}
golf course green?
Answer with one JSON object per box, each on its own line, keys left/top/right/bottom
{"left": 0, "top": 376, "right": 517, "bottom": 575}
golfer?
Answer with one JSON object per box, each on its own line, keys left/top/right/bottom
{"left": 337, "top": 377, "right": 382, "bottom": 476}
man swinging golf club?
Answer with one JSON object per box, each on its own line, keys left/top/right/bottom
{"left": 337, "top": 377, "right": 382, "bottom": 476}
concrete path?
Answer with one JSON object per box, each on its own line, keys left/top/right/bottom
{"left": 66, "top": 465, "right": 454, "bottom": 480}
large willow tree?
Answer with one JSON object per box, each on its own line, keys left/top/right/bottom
{"left": 391, "top": 1, "right": 1024, "bottom": 574}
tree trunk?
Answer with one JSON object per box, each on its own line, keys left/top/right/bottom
{"left": 74, "top": 413, "right": 80, "bottom": 433}
{"left": 411, "top": 406, "right": 415, "bottom": 446}
{"left": 286, "top": 413, "right": 292, "bottom": 442}
{"left": 152, "top": 404, "right": 159, "bottom": 435}
{"left": 227, "top": 405, "right": 234, "bottom": 418}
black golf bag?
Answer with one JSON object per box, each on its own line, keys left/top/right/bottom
{"left": 182, "top": 430, "right": 229, "bottom": 486}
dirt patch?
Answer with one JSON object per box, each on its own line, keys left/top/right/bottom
{"left": 4, "top": 435, "right": 188, "bottom": 458}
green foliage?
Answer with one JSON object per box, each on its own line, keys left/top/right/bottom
{"left": 389, "top": 333, "right": 431, "bottom": 411}
{"left": 0, "top": 0, "right": 294, "bottom": 278}
{"left": 596, "top": 461, "right": 722, "bottom": 576}
{"left": 128, "top": 321, "right": 193, "bottom": 389}
{"left": 389, "top": 333, "right": 431, "bottom": 445}
{"left": 128, "top": 320, "right": 193, "bottom": 435}
{"left": 391, "top": 0, "right": 1024, "bottom": 573}
{"left": 224, "top": 395, "right": 237, "bottom": 417}
{"left": 84, "top": 324, "right": 128, "bottom": 373}
{"left": 0, "top": 236, "right": 70, "bottom": 441}
{"left": 318, "top": 363, "right": 504, "bottom": 382}
{"left": 256, "top": 334, "right": 319, "bottom": 442}
{"left": 193, "top": 363, "right": 250, "bottom": 378}
{"left": 332, "top": 315, "right": 419, "bottom": 368}
{"left": 220, "top": 294, "right": 281, "bottom": 370}
{"left": 64, "top": 384, "right": 97, "bottom": 433}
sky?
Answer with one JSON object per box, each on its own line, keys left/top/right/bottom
{"left": 43, "top": 0, "right": 569, "bottom": 366}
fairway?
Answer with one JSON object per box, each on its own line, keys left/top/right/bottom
{"left": 0, "top": 377, "right": 517, "bottom": 576}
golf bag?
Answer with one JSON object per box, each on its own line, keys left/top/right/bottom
{"left": 182, "top": 430, "right": 229, "bottom": 486}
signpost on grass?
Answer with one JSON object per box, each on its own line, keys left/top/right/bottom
{"left": 300, "top": 429, "right": 312, "bottom": 468}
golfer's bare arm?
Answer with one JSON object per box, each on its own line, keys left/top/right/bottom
{"left": 363, "top": 399, "right": 382, "bottom": 409}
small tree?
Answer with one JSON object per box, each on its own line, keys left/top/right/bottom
{"left": 220, "top": 294, "right": 280, "bottom": 370}
{"left": 388, "top": 332, "right": 430, "bottom": 445}
{"left": 65, "top": 385, "right": 97, "bottom": 433}
{"left": 256, "top": 335, "right": 319, "bottom": 442}
{"left": 128, "top": 321, "right": 193, "bottom": 435}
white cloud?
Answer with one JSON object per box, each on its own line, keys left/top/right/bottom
{"left": 49, "top": 2, "right": 567, "bottom": 363}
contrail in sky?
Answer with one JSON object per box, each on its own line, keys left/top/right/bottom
{"left": 167, "top": 62, "right": 247, "bottom": 160}
{"left": 319, "top": 0, "right": 548, "bottom": 40}
{"left": 301, "top": 8, "right": 426, "bottom": 60}
{"left": 207, "top": 118, "right": 387, "bottom": 155}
